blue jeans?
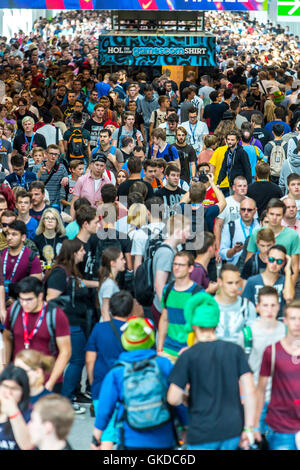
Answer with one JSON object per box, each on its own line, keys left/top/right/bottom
{"left": 259, "top": 402, "right": 269, "bottom": 435}
{"left": 187, "top": 436, "right": 240, "bottom": 450}
{"left": 265, "top": 424, "right": 297, "bottom": 450}
{"left": 62, "top": 325, "right": 86, "bottom": 401}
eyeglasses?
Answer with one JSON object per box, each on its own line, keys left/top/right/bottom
{"left": 44, "top": 217, "right": 56, "bottom": 221}
{"left": 268, "top": 257, "right": 284, "bottom": 265}
{"left": 19, "top": 296, "right": 36, "bottom": 303}
{"left": 240, "top": 208, "right": 255, "bottom": 212}
{"left": 48, "top": 152, "right": 59, "bottom": 157}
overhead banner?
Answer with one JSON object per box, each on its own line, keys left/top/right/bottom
{"left": 2, "top": 0, "right": 265, "bottom": 10}
{"left": 277, "top": 1, "right": 300, "bottom": 21}
{"left": 98, "top": 35, "right": 216, "bottom": 67}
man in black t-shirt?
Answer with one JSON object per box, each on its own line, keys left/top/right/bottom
{"left": 156, "top": 163, "right": 185, "bottom": 216}
{"left": 175, "top": 126, "right": 197, "bottom": 183}
{"left": 117, "top": 157, "right": 153, "bottom": 200}
{"left": 247, "top": 161, "right": 282, "bottom": 217}
{"left": 167, "top": 291, "right": 255, "bottom": 450}
{"left": 13, "top": 116, "right": 47, "bottom": 159}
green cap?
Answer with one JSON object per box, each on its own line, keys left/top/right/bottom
{"left": 184, "top": 292, "right": 220, "bottom": 332}
{"left": 121, "top": 316, "right": 155, "bottom": 351}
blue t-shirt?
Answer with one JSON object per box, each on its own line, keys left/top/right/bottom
{"left": 151, "top": 143, "right": 179, "bottom": 163}
{"left": 29, "top": 388, "right": 52, "bottom": 406}
{"left": 26, "top": 216, "right": 38, "bottom": 240}
{"left": 85, "top": 319, "right": 125, "bottom": 399}
{"left": 242, "top": 273, "right": 285, "bottom": 318}
{"left": 5, "top": 171, "right": 37, "bottom": 191}
{"left": 264, "top": 120, "right": 291, "bottom": 136}
{"left": 180, "top": 202, "right": 220, "bottom": 233}
{"left": 122, "top": 160, "right": 145, "bottom": 178}
{"left": 66, "top": 220, "right": 80, "bottom": 240}
{"left": 0, "top": 409, "right": 31, "bottom": 450}
{"left": 95, "top": 81, "right": 110, "bottom": 98}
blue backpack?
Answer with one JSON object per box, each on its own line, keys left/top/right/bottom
{"left": 115, "top": 357, "right": 171, "bottom": 431}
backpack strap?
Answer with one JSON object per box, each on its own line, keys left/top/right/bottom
{"left": 228, "top": 221, "right": 235, "bottom": 249}
{"left": 117, "top": 127, "right": 122, "bottom": 148}
{"left": 26, "top": 250, "right": 36, "bottom": 277}
{"left": 240, "top": 297, "right": 250, "bottom": 322}
{"left": 109, "top": 316, "right": 123, "bottom": 346}
{"left": 9, "top": 300, "right": 22, "bottom": 331}
{"left": 271, "top": 342, "right": 276, "bottom": 379}
{"left": 46, "top": 304, "right": 57, "bottom": 356}
{"left": 242, "top": 325, "right": 253, "bottom": 355}
{"left": 55, "top": 126, "right": 59, "bottom": 146}
{"left": 153, "top": 110, "right": 158, "bottom": 129}
{"left": 162, "top": 280, "right": 175, "bottom": 308}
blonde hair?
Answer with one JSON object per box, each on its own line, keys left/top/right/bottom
{"left": 34, "top": 394, "right": 74, "bottom": 440}
{"left": 35, "top": 207, "right": 66, "bottom": 236}
{"left": 127, "top": 203, "right": 147, "bottom": 228}
{"left": 264, "top": 100, "right": 276, "bottom": 123}
{"left": 15, "top": 349, "right": 54, "bottom": 373}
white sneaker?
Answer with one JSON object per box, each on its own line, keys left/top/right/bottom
{"left": 72, "top": 403, "right": 86, "bottom": 415}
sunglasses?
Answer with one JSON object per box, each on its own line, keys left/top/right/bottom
{"left": 268, "top": 257, "right": 284, "bottom": 265}
{"left": 240, "top": 208, "right": 255, "bottom": 212}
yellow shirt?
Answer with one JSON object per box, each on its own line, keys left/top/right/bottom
{"left": 209, "top": 145, "right": 229, "bottom": 188}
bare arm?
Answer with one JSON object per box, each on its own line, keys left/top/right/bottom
{"left": 2, "top": 329, "right": 12, "bottom": 365}
{"left": 154, "top": 270, "right": 169, "bottom": 304}
{"left": 101, "top": 298, "right": 111, "bottom": 322}
{"left": 86, "top": 351, "right": 97, "bottom": 385}
{"left": 0, "top": 286, "right": 6, "bottom": 323}
{"left": 45, "top": 335, "right": 71, "bottom": 391}
{"left": 207, "top": 174, "right": 226, "bottom": 213}
{"left": 31, "top": 273, "right": 43, "bottom": 281}
{"left": 254, "top": 375, "right": 268, "bottom": 440}
{"left": 213, "top": 217, "right": 224, "bottom": 252}
{"left": 167, "top": 383, "right": 185, "bottom": 407}
{"left": 291, "top": 254, "right": 299, "bottom": 287}
{"left": 239, "top": 371, "right": 257, "bottom": 449}
{"left": 157, "top": 308, "right": 168, "bottom": 353}
{"left": 125, "top": 252, "right": 133, "bottom": 271}
{"left": 133, "top": 254, "right": 143, "bottom": 274}
{"left": 70, "top": 195, "right": 79, "bottom": 220}
{"left": 190, "top": 161, "right": 196, "bottom": 178}
{"left": 283, "top": 255, "right": 295, "bottom": 303}
{"left": 46, "top": 288, "right": 63, "bottom": 302}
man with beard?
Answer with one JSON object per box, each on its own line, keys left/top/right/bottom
{"left": 175, "top": 126, "right": 197, "bottom": 183}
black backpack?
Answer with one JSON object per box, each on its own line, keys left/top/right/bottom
{"left": 134, "top": 243, "right": 173, "bottom": 307}
{"left": 67, "top": 128, "right": 86, "bottom": 160}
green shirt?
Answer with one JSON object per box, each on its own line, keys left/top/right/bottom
{"left": 247, "top": 226, "right": 300, "bottom": 255}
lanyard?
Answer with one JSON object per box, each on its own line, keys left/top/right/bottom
{"left": 189, "top": 122, "right": 197, "bottom": 145}
{"left": 3, "top": 246, "right": 25, "bottom": 281}
{"left": 22, "top": 303, "right": 46, "bottom": 349}
{"left": 24, "top": 133, "right": 35, "bottom": 151}
{"left": 240, "top": 217, "right": 254, "bottom": 241}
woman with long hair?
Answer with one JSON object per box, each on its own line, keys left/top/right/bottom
{"left": 116, "top": 169, "right": 129, "bottom": 189}
{"left": 264, "top": 99, "right": 276, "bottom": 123}
{"left": 214, "top": 117, "right": 238, "bottom": 147}
{"left": 98, "top": 246, "right": 126, "bottom": 322}
{"left": 14, "top": 349, "right": 54, "bottom": 406}
{"left": 0, "top": 364, "right": 32, "bottom": 449}
{"left": 127, "top": 203, "right": 148, "bottom": 239}
{"left": 33, "top": 207, "right": 66, "bottom": 270}
{"left": 45, "top": 238, "right": 88, "bottom": 414}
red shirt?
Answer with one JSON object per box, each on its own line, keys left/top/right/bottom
{"left": 5, "top": 304, "right": 70, "bottom": 383}
{"left": 202, "top": 187, "right": 218, "bottom": 207}
{"left": 1, "top": 247, "right": 42, "bottom": 283}
{"left": 260, "top": 341, "right": 300, "bottom": 433}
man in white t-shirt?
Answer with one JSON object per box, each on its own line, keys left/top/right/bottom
{"left": 36, "top": 109, "right": 64, "bottom": 155}
{"left": 214, "top": 175, "right": 248, "bottom": 254}
{"left": 181, "top": 107, "right": 209, "bottom": 154}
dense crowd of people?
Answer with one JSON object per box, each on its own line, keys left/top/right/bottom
{"left": 0, "top": 7, "right": 298, "bottom": 452}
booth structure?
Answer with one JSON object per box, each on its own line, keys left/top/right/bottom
{"left": 98, "top": 10, "right": 216, "bottom": 83}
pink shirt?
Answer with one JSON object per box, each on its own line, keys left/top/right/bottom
{"left": 73, "top": 171, "right": 111, "bottom": 207}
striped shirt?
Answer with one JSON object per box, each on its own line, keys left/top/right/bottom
{"left": 38, "top": 163, "right": 68, "bottom": 205}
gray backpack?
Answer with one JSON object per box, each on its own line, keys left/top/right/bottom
{"left": 269, "top": 141, "right": 286, "bottom": 177}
